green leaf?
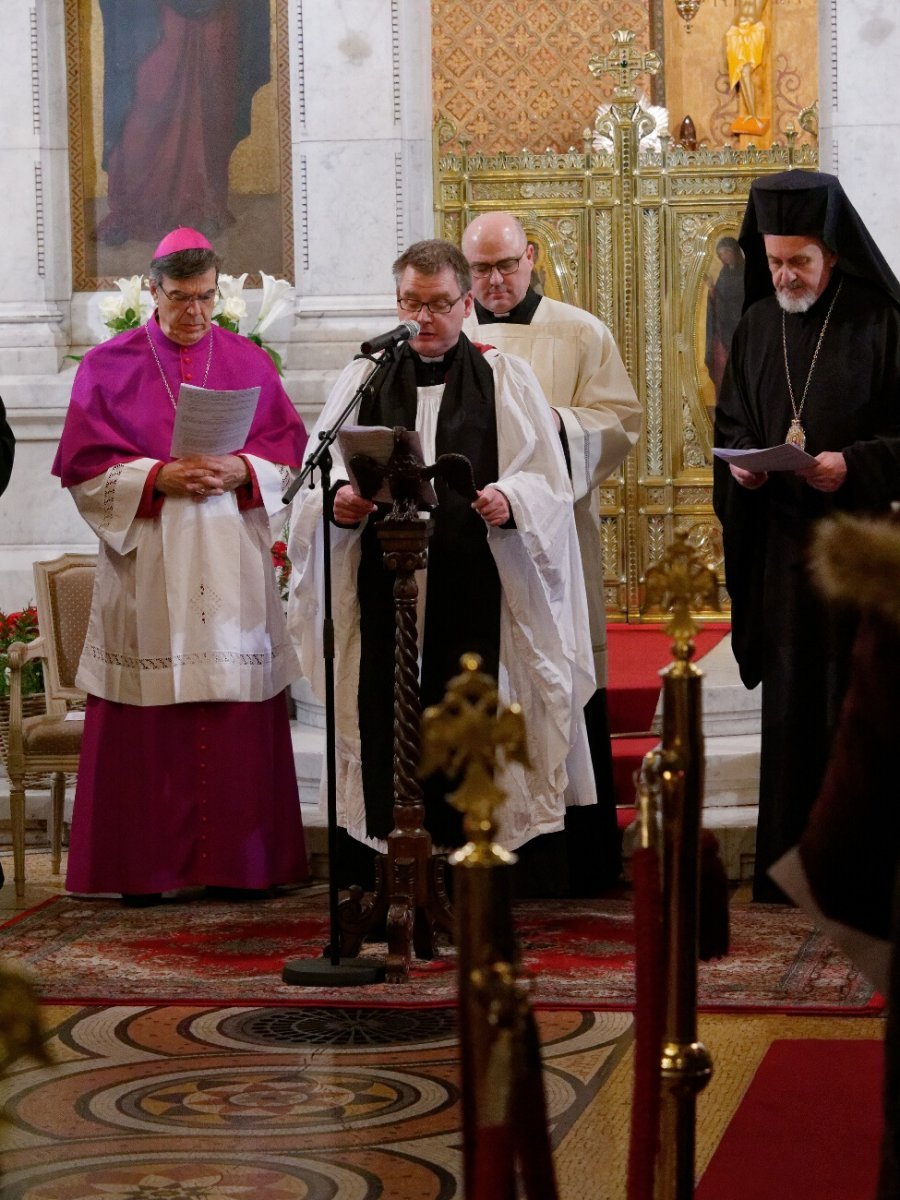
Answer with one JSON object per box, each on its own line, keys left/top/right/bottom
{"left": 263, "top": 344, "right": 284, "bottom": 376}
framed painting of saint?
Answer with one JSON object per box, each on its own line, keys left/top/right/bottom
{"left": 64, "top": 0, "right": 293, "bottom": 290}
{"left": 695, "top": 229, "right": 745, "bottom": 421}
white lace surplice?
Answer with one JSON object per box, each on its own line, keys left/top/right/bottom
{"left": 73, "top": 455, "right": 299, "bottom": 706}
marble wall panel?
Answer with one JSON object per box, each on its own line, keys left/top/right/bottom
{"left": 0, "top": 436, "right": 95, "bottom": 610}
{"left": 0, "top": 8, "right": 40, "bottom": 148}
{"left": 819, "top": 0, "right": 900, "bottom": 275}
{"left": 300, "top": 0, "right": 399, "bottom": 140}
{"left": 298, "top": 139, "right": 417, "bottom": 299}
{"left": 0, "top": 150, "right": 47, "bottom": 303}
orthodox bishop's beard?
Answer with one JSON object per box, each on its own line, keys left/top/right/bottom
{"left": 776, "top": 287, "right": 816, "bottom": 314}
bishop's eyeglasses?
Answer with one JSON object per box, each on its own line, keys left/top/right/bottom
{"left": 157, "top": 282, "right": 219, "bottom": 308}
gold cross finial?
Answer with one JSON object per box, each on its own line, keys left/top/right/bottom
{"left": 643, "top": 532, "right": 719, "bottom": 662}
{"left": 420, "top": 654, "right": 530, "bottom": 853}
{"left": 588, "top": 30, "right": 661, "bottom": 101}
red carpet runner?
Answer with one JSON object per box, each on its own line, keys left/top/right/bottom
{"left": 695, "top": 1039, "right": 883, "bottom": 1200}
{"left": 607, "top": 623, "right": 730, "bottom": 813}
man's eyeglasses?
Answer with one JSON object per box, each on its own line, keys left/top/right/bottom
{"left": 157, "top": 282, "right": 219, "bottom": 307}
{"left": 397, "top": 294, "right": 463, "bottom": 316}
{"left": 469, "top": 251, "right": 528, "bottom": 278}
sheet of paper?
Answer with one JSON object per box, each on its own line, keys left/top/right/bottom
{"left": 170, "top": 384, "right": 260, "bottom": 457}
{"left": 713, "top": 443, "right": 816, "bottom": 472}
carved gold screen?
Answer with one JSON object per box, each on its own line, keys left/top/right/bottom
{"left": 434, "top": 63, "right": 817, "bottom": 621}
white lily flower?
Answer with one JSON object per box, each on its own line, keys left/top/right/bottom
{"left": 221, "top": 295, "right": 248, "bottom": 324}
{"left": 98, "top": 293, "right": 127, "bottom": 323}
{"left": 97, "top": 275, "right": 148, "bottom": 337}
{"left": 213, "top": 273, "right": 248, "bottom": 321}
{"left": 115, "top": 274, "right": 144, "bottom": 313}
{"left": 217, "top": 272, "right": 248, "bottom": 300}
{"left": 252, "top": 272, "right": 294, "bottom": 337}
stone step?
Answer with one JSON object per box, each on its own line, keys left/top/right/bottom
{"left": 652, "top": 633, "right": 761, "bottom": 739}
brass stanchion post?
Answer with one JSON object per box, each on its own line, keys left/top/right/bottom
{"left": 421, "top": 654, "right": 558, "bottom": 1200}
{"left": 642, "top": 534, "right": 719, "bottom": 1200}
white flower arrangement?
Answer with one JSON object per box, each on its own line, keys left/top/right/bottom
{"left": 213, "top": 271, "right": 294, "bottom": 374}
{"left": 216, "top": 273, "right": 249, "bottom": 327}
{"left": 83, "top": 271, "right": 294, "bottom": 375}
{"left": 97, "top": 275, "right": 150, "bottom": 335}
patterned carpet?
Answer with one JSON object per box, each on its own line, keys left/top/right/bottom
{"left": 1, "top": 1004, "right": 633, "bottom": 1199}
{"left": 0, "top": 889, "right": 882, "bottom": 1013}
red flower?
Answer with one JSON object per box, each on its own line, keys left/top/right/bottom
{"left": 270, "top": 541, "right": 292, "bottom": 603}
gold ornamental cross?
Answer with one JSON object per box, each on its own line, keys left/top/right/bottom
{"left": 588, "top": 29, "right": 661, "bottom": 100}
{"left": 643, "top": 532, "right": 719, "bottom": 661}
{"left": 420, "top": 653, "right": 530, "bottom": 845}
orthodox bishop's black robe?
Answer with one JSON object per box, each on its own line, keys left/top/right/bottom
{"left": 714, "top": 269, "right": 900, "bottom": 901}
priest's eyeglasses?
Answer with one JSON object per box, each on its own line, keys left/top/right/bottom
{"left": 157, "top": 283, "right": 219, "bottom": 307}
{"left": 397, "top": 294, "right": 463, "bottom": 316}
{"left": 469, "top": 251, "right": 527, "bottom": 278}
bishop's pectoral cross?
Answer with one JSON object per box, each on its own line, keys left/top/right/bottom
{"left": 588, "top": 29, "right": 661, "bottom": 101}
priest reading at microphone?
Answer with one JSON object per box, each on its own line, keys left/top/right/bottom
{"left": 288, "top": 238, "right": 597, "bottom": 898}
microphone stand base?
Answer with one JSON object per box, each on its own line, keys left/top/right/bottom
{"left": 281, "top": 956, "right": 386, "bottom": 987}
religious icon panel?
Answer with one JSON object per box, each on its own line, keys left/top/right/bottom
{"left": 64, "top": 0, "right": 293, "bottom": 289}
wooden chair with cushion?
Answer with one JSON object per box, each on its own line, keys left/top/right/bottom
{"left": 3, "top": 553, "right": 96, "bottom": 901}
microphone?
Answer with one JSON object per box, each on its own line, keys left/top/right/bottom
{"left": 360, "top": 320, "right": 420, "bottom": 355}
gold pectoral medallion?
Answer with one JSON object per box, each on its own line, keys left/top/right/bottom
{"left": 785, "top": 419, "right": 806, "bottom": 450}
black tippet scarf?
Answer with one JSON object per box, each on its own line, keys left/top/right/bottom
{"left": 354, "top": 335, "right": 502, "bottom": 842}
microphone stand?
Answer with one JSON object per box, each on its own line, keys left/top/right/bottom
{"left": 280, "top": 349, "right": 396, "bottom": 986}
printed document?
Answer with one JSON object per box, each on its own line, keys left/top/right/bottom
{"left": 170, "top": 384, "right": 260, "bottom": 457}
{"left": 713, "top": 443, "right": 816, "bottom": 472}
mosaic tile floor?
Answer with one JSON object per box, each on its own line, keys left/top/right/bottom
{"left": 0, "top": 850, "right": 886, "bottom": 1199}
{"left": 2, "top": 1003, "right": 633, "bottom": 1199}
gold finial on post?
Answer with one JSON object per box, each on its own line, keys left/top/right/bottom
{"left": 643, "top": 531, "right": 719, "bottom": 663}
{"left": 420, "top": 653, "right": 530, "bottom": 859}
{"left": 420, "top": 655, "right": 557, "bottom": 1200}
{"left": 637, "top": 533, "right": 718, "bottom": 1200}
{"left": 0, "top": 963, "right": 50, "bottom": 1175}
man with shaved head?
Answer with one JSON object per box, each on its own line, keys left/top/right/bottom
{"left": 463, "top": 211, "right": 642, "bottom": 894}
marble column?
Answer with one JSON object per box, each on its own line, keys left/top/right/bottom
{"left": 0, "top": 3, "right": 93, "bottom": 611}
{"left": 284, "top": 2, "right": 436, "bottom": 858}
{"left": 817, "top": 0, "right": 900, "bottom": 273}
{"left": 292, "top": 0, "right": 434, "bottom": 410}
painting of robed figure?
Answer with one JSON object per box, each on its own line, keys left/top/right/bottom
{"left": 67, "top": 0, "right": 292, "bottom": 288}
